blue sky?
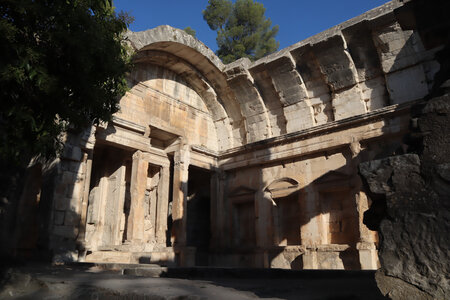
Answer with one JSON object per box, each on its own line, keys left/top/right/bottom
{"left": 113, "top": 0, "right": 390, "bottom": 52}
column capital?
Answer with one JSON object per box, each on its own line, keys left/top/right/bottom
{"left": 173, "top": 147, "right": 190, "bottom": 171}
{"left": 132, "top": 149, "right": 144, "bottom": 160}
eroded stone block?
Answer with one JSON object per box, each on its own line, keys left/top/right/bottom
{"left": 386, "top": 65, "right": 428, "bottom": 104}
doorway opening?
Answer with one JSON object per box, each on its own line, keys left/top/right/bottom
{"left": 86, "top": 144, "right": 133, "bottom": 250}
{"left": 186, "top": 166, "right": 211, "bottom": 266}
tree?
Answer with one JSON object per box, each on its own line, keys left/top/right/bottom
{"left": 203, "top": 0, "right": 279, "bottom": 64}
{"left": 0, "top": 0, "right": 132, "bottom": 166}
{"left": 183, "top": 26, "right": 196, "bottom": 38}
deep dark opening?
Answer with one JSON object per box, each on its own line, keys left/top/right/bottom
{"left": 166, "top": 154, "right": 174, "bottom": 247}
{"left": 88, "top": 144, "right": 132, "bottom": 246}
{"left": 186, "top": 166, "right": 211, "bottom": 266}
{"left": 275, "top": 193, "right": 301, "bottom": 246}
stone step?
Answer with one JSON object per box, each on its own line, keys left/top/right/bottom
{"left": 83, "top": 250, "right": 177, "bottom": 266}
{"left": 123, "top": 267, "right": 377, "bottom": 279}
{"left": 73, "top": 261, "right": 377, "bottom": 279}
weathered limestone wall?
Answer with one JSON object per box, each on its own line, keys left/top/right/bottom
{"left": 217, "top": 0, "right": 437, "bottom": 145}
{"left": 7, "top": 1, "right": 447, "bottom": 282}
{"left": 116, "top": 64, "right": 218, "bottom": 151}
{"left": 212, "top": 112, "right": 409, "bottom": 269}
{"left": 360, "top": 94, "right": 450, "bottom": 299}
{"left": 358, "top": 0, "right": 450, "bottom": 298}
{"left": 121, "top": 1, "right": 440, "bottom": 153}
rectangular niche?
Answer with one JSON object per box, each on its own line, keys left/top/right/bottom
{"left": 274, "top": 193, "right": 301, "bottom": 246}
{"left": 320, "top": 189, "right": 358, "bottom": 245}
{"left": 232, "top": 201, "right": 256, "bottom": 248}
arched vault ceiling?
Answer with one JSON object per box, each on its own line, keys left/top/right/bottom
{"left": 125, "top": 0, "right": 443, "bottom": 150}
{"left": 126, "top": 26, "right": 248, "bottom": 148}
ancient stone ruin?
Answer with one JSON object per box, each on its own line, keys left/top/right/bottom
{"left": 2, "top": 0, "right": 449, "bottom": 298}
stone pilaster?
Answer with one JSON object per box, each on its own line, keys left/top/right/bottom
{"left": 256, "top": 190, "right": 273, "bottom": 248}
{"left": 171, "top": 148, "right": 190, "bottom": 247}
{"left": 126, "top": 150, "right": 148, "bottom": 243}
{"left": 216, "top": 170, "right": 228, "bottom": 247}
{"left": 357, "top": 191, "right": 379, "bottom": 270}
{"left": 155, "top": 165, "right": 170, "bottom": 246}
{"left": 77, "top": 150, "right": 93, "bottom": 252}
{"left": 209, "top": 172, "right": 219, "bottom": 249}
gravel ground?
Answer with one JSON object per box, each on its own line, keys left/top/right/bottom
{"left": 0, "top": 263, "right": 387, "bottom": 300}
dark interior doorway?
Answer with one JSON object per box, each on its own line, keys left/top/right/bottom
{"left": 186, "top": 166, "right": 211, "bottom": 266}
{"left": 166, "top": 154, "right": 174, "bottom": 247}
{"left": 87, "top": 144, "right": 132, "bottom": 247}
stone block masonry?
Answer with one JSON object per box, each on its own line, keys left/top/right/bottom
{"left": 6, "top": 4, "right": 449, "bottom": 300}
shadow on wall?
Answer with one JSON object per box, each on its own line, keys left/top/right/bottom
{"left": 216, "top": 0, "right": 448, "bottom": 271}
{"left": 0, "top": 124, "right": 101, "bottom": 261}
{"left": 249, "top": 137, "right": 407, "bottom": 271}
{"left": 3, "top": 1, "right": 448, "bottom": 277}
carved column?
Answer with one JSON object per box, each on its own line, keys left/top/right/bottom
{"left": 216, "top": 170, "right": 228, "bottom": 247}
{"left": 357, "top": 191, "right": 379, "bottom": 269}
{"left": 171, "top": 147, "right": 190, "bottom": 247}
{"left": 209, "top": 171, "right": 219, "bottom": 249}
{"left": 260, "top": 190, "right": 275, "bottom": 268}
{"left": 77, "top": 150, "right": 93, "bottom": 251}
{"left": 302, "top": 188, "right": 321, "bottom": 269}
{"left": 348, "top": 141, "right": 379, "bottom": 270}
{"left": 126, "top": 150, "right": 148, "bottom": 244}
{"left": 255, "top": 176, "right": 274, "bottom": 267}
{"left": 156, "top": 164, "right": 170, "bottom": 246}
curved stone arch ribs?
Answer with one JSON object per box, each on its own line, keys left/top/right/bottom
{"left": 133, "top": 50, "right": 234, "bottom": 151}
{"left": 290, "top": 45, "right": 335, "bottom": 126}
{"left": 370, "top": 17, "right": 430, "bottom": 106}
{"left": 124, "top": 63, "right": 218, "bottom": 150}
{"left": 248, "top": 63, "right": 288, "bottom": 136}
{"left": 126, "top": 26, "right": 244, "bottom": 150}
{"left": 216, "top": 87, "right": 248, "bottom": 147}
{"left": 341, "top": 21, "right": 388, "bottom": 113}
{"left": 263, "top": 54, "right": 314, "bottom": 133}
{"left": 225, "top": 59, "right": 272, "bottom": 143}
{"left": 310, "top": 34, "right": 367, "bottom": 121}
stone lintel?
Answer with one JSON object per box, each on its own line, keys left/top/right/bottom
{"left": 112, "top": 117, "right": 147, "bottom": 135}
{"left": 95, "top": 125, "right": 151, "bottom": 153}
{"left": 189, "top": 150, "right": 218, "bottom": 170}
{"left": 141, "top": 150, "right": 170, "bottom": 168}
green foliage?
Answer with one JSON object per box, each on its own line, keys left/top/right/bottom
{"left": 202, "top": 0, "right": 232, "bottom": 31}
{"left": 0, "top": 0, "right": 132, "bottom": 166}
{"left": 203, "top": 0, "right": 279, "bottom": 64}
{"left": 183, "top": 26, "right": 196, "bottom": 38}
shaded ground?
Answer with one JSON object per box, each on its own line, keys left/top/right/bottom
{"left": 0, "top": 263, "right": 386, "bottom": 299}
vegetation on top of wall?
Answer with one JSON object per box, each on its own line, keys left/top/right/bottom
{"left": 203, "top": 0, "right": 279, "bottom": 64}
{"left": 183, "top": 26, "right": 197, "bottom": 38}
{"left": 0, "top": 0, "right": 133, "bottom": 166}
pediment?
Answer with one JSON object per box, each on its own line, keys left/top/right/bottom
{"left": 265, "top": 177, "right": 300, "bottom": 198}
{"left": 229, "top": 186, "right": 256, "bottom": 198}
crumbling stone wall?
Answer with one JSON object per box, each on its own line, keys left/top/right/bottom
{"left": 360, "top": 93, "right": 450, "bottom": 299}
{"left": 2, "top": 0, "right": 449, "bottom": 278}
{"left": 359, "top": 0, "right": 450, "bottom": 298}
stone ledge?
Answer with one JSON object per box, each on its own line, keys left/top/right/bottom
{"left": 112, "top": 116, "right": 146, "bottom": 134}
{"left": 219, "top": 100, "right": 418, "bottom": 159}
